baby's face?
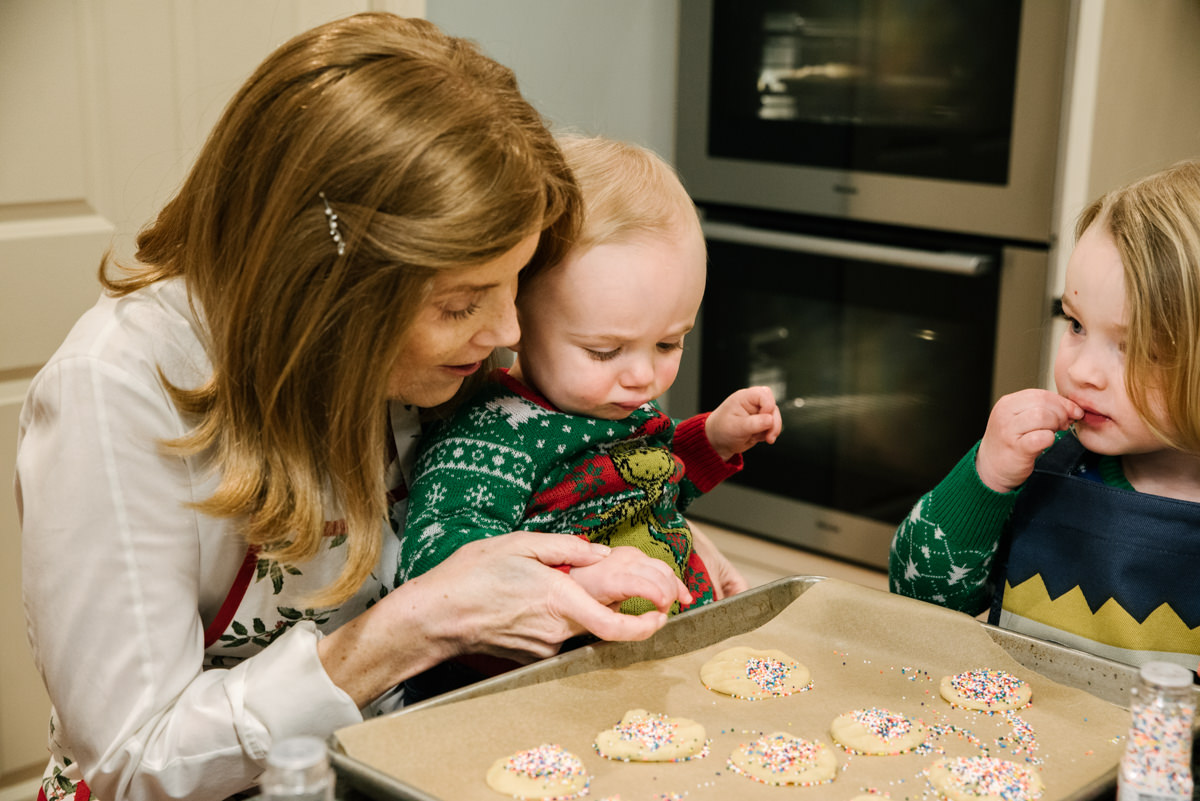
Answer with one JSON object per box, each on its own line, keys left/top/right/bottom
{"left": 511, "top": 228, "right": 706, "bottom": 419}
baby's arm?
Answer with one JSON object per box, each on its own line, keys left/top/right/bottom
{"left": 688, "top": 518, "right": 749, "bottom": 600}
{"left": 705, "top": 386, "right": 783, "bottom": 462}
{"left": 976, "top": 389, "right": 1082, "bottom": 492}
{"left": 401, "top": 415, "right": 530, "bottom": 583}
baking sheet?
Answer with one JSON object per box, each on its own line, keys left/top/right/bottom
{"left": 333, "top": 578, "right": 1141, "bottom": 801}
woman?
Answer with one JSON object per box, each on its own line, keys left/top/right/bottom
{"left": 17, "top": 14, "right": 689, "bottom": 801}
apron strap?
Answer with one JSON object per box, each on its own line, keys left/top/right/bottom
{"left": 203, "top": 546, "right": 260, "bottom": 649}
{"left": 1033, "top": 431, "right": 1085, "bottom": 474}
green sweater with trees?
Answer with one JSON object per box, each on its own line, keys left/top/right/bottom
{"left": 400, "top": 370, "right": 741, "bottom": 613}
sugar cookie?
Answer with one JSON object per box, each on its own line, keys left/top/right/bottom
{"left": 700, "top": 646, "right": 811, "bottom": 699}
{"left": 593, "top": 709, "right": 708, "bottom": 762}
{"left": 927, "top": 756, "right": 1044, "bottom": 801}
{"left": 728, "top": 732, "right": 837, "bottom": 785}
{"left": 830, "top": 707, "right": 927, "bottom": 754}
{"left": 940, "top": 669, "right": 1032, "bottom": 711}
{"left": 486, "top": 743, "right": 589, "bottom": 799}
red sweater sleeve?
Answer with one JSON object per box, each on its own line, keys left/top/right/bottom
{"left": 673, "top": 412, "right": 743, "bottom": 493}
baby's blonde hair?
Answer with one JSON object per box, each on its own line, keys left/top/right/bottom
{"left": 1076, "top": 159, "right": 1200, "bottom": 452}
{"left": 555, "top": 134, "right": 702, "bottom": 254}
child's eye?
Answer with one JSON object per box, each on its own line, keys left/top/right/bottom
{"left": 586, "top": 348, "right": 621, "bottom": 362}
{"left": 1054, "top": 298, "right": 1084, "bottom": 335}
{"left": 657, "top": 341, "right": 684, "bottom": 353}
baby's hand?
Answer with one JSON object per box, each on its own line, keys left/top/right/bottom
{"left": 706, "top": 386, "right": 784, "bottom": 462}
{"left": 976, "top": 389, "right": 1082, "bottom": 493}
{"left": 569, "top": 546, "right": 691, "bottom": 613}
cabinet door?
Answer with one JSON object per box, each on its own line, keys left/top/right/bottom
{"left": 0, "top": 0, "right": 422, "bottom": 784}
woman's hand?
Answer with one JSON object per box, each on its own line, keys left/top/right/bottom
{"left": 706, "top": 386, "right": 783, "bottom": 462}
{"left": 317, "top": 532, "right": 684, "bottom": 707}
{"left": 976, "top": 389, "right": 1083, "bottom": 493}
{"left": 569, "top": 545, "right": 692, "bottom": 610}
{"left": 688, "top": 519, "right": 749, "bottom": 600}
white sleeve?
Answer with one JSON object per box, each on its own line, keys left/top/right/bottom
{"left": 18, "top": 352, "right": 363, "bottom": 801}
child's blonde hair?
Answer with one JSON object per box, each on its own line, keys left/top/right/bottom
{"left": 1076, "top": 159, "right": 1200, "bottom": 452}
{"left": 102, "top": 13, "right": 580, "bottom": 604}
{"left": 555, "top": 134, "right": 702, "bottom": 254}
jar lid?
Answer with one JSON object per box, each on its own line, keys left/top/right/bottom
{"left": 1140, "top": 660, "right": 1194, "bottom": 689}
{"left": 266, "top": 735, "right": 328, "bottom": 771}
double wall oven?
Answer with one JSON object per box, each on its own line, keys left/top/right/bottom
{"left": 670, "top": 0, "right": 1072, "bottom": 568}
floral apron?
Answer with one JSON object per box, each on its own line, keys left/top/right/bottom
{"left": 39, "top": 405, "right": 418, "bottom": 801}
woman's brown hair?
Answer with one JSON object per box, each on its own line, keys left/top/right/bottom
{"left": 102, "top": 13, "right": 579, "bottom": 604}
{"left": 1075, "top": 159, "right": 1200, "bottom": 452}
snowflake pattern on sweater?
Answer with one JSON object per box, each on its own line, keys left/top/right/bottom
{"left": 399, "top": 370, "right": 741, "bottom": 614}
{"left": 889, "top": 440, "right": 1026, "bottom": 615}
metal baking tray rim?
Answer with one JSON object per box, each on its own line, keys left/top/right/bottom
{"left": 327, "top": 575, "right": 1186, "bottom": 801}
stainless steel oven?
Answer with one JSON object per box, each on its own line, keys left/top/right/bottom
{"left": 671, "top": 211, "right": 1048, "bottom": 568}
{"left": 675, "top": 0, "right": 1071, "bottom": 241}
{"left": 670, "top": 0, "right": 1067, "bottom": 567}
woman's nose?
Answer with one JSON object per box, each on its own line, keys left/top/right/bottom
{"left": 477, "top": 298, "right": 521, "bottom": 350}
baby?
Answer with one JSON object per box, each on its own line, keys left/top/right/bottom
{"left": 400, "top": 134, "right": 782, "bottom": 618}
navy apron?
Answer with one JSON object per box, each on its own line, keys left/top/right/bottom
{"left": 988, "top": 435, "right": 1200, "bottom": 670}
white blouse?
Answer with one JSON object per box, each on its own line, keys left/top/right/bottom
{"left": 17, "top": 278, "right": 418, "bottom": 800}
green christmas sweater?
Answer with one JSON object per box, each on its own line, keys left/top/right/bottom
{"left": 888, "top": 434, "right": 1132, "bottom": 616}
{"left": 400, "top": 369, "right": 742, "bottom": 614}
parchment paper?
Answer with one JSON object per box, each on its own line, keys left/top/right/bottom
{"left": 335, "top": 579, "right": 1128, "bottom": 800}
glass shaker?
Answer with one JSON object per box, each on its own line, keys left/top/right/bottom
{"left": 1117, "top": 661, "right": 1195, "bottom": 801}
{"left": 259, "top": 736, "right": 336, "bottom": 801}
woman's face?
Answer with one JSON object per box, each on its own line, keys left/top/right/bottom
{"left": 388, "top": 232, "right": 539, "bottom": 407}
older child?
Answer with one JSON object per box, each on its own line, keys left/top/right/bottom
{"left": 890, "top": 160, "right": 1200, "bottom": 670}
{"left": 400, "top": 135, "right": 782, "bottom": 617}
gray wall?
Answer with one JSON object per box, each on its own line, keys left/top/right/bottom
{"left": 426, "top": 1, "right": 680, "bottom": 162}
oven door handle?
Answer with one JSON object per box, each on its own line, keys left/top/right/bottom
{"left": 701, "top": 220, "right": 991, "bottom": 276}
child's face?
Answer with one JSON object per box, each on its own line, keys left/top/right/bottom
{"left": 512, "top": 227, "right": 706, "bottom": 419}
{"left": 1054, "top": 222, "right": 1166, "bottom": 456}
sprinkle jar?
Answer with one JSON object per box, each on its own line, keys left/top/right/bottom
{"left": 1117, "top": 661, "right": 1195, "bottom": 801}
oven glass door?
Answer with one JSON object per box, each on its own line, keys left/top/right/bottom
{"left": 707, "top": 0, "right": 1022, "bottom": 184}
{"left": 699, "top": 220, "right": 998, "bottom": 524}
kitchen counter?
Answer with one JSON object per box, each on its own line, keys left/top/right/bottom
{"left": 694, "top": 518, "right": 890, "bottom": 592}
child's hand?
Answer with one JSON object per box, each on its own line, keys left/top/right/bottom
{"left": 706, "top": 386, "right": 784, "bottom": 462}
{"left": 569, "top": 545, "right": 692, "bottom": 613}
{"left": 976, "top": 389, "right": 1083, "bottom": 493}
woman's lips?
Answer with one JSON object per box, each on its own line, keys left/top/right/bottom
{"left": 443, "top": 361, "right": 483, "bottom": 377}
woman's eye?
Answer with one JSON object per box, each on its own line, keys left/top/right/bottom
{"left": 586, "top": 348, "right": 620, "bottom": 362}
{"left": 442, "top": 303, "right": 480, "bottom": 321}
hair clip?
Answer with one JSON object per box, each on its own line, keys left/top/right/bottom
{"left": 319, "top": 192, "right": 346, "bottom": 256}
